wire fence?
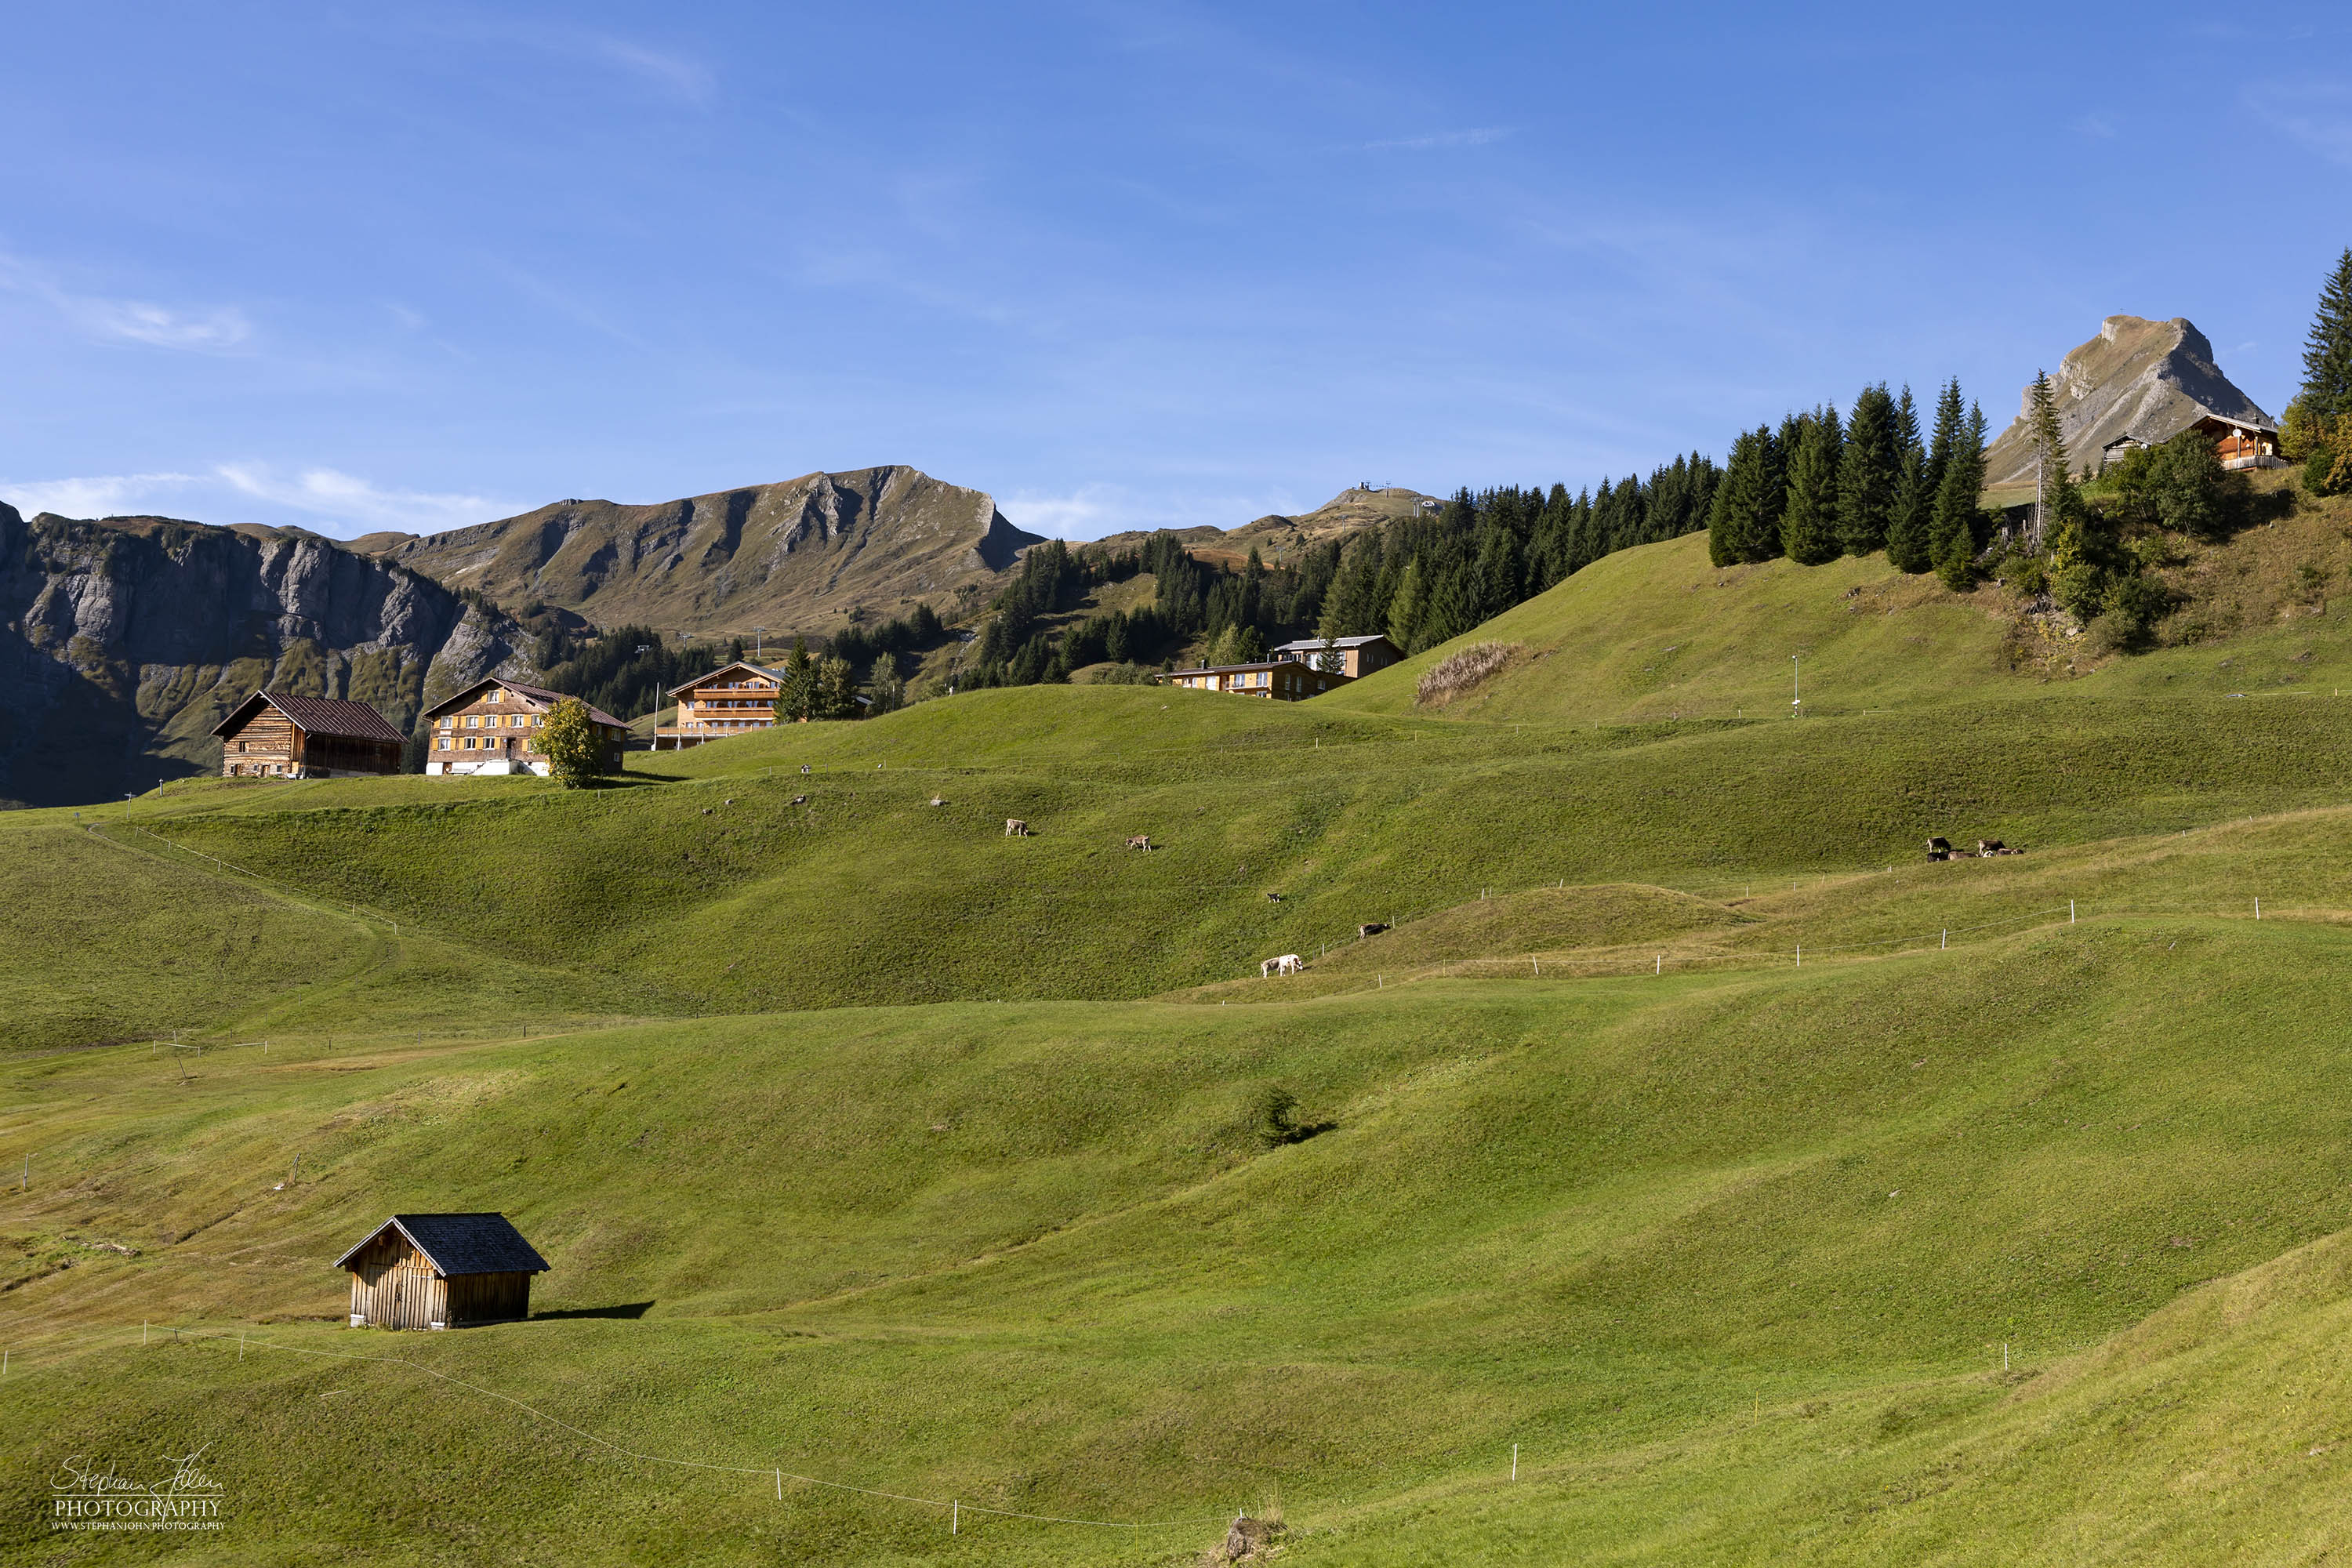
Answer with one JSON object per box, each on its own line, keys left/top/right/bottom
{"left": 6, "top": 1323, "right": 1234, "bottom": 1534}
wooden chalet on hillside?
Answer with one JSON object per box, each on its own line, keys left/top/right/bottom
{"left": 1165, "top": 656, "right": 1352, "bottom": 701}
{"left": 423, "top": 677, "right": 627, "bottom": 777}
{"left": 2100, "top": 414, "right": 2285, "bottom": 474}
{"left": 1269, "top": 633, "right": 1402, "bottom": 679}
{"left": 655, "top": 660, "right": 786, "bottom": 750}
{"left": 211, "top": 691, "right": 405, "bottom": 779}
{"left": 338, "top": 1213, "right": 550, "bottom": 1330}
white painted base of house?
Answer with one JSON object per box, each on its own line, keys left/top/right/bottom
{"left": 426, "top": 759, "right": 552, "bottom": 777}
{"left": 350, "top": 1313, "right": 365, "bottom": 1327}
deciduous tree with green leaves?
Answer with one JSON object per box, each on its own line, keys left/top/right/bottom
{"left": 536, "top": 697, "right": 604, "bottom": 789}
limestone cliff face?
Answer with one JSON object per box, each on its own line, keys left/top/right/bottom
{"left": 0, "top": 506, "right": 532, "bottom": 808}
{"left": 354, "top": 465, "right": 1046, "bottom": 636}
{"left": 1984, "top": 316, "right": 2276, "bottom": 487}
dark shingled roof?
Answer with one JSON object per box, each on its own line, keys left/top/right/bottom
{"left": 422, "top": 677, "right": 627, "bottom": 729}
{"left": 210, "top": 690, "right": 406, "bottom": 743}
{"left": 335, "top": 1213, "right": 550, "bottom": 1276}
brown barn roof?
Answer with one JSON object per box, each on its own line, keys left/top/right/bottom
{"left": 335, "top": 1214, "right": 550, "bottom": 1276}
{"left": 211, "top": 691, "right": 405, "bottom": 743}
{"left": 422, "top": 677, "right": 626, "bottom": 728}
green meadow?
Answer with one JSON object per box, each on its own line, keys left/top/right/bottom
{"left": 10, "top": 521, "right": 2352, "bottom": 1563}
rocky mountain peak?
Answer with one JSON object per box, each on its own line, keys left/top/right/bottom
{"left": 1984, "top": 314, "right": 2275, "bottom": 487}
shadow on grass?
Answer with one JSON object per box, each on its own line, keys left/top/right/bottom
{"left": 532, "top": 1301, "right": 655, "bottom": 1320}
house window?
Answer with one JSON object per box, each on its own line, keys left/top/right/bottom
{"left": 466, "top": 716, "right": 479, "bottom": 728}
{"left": 488, "top": 688, "right": 503, "bottom": 702}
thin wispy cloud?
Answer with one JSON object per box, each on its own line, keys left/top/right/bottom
{"left": 2, "top": 466, "right": 517, "bottom": 535}
{"left": 0, "top": 472, "right": 200, "bottom": 519}
{"left": 587, "top": 35, "right": 714, "bottom": 103}
{"left": 2244, "top": 78, "right": 2352, "bottom": 166}
{"left": 215, "top": 464, "right": 515, "bottom": 535}
{"left": 1363, "top": 127, "right": 1508, "bottom": 152}
{"left": 0, "top": 253, "right": 252, "bottom": 352}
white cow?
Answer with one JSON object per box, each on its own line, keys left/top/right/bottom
{"left": 1260, "top": 953, "right": 1305, "bottom": 978}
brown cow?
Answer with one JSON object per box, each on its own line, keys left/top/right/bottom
{"left": 1126, "top": 834, "right": 1152, "bottom": 851}
{"left": 1005, "top": 819, "right": 1029, "bottom": 837}
{"left": 1926, "top": 837, "right": 1953, "bottom": 862}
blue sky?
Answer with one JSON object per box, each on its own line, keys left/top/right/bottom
{"left": 3, "top": 2, "right": 2348, "bottom": 542}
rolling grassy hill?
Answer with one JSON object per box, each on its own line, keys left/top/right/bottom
{"left": 1329, "top": 470, "right": 2352, "bottom": 726}
{"left": 11, "top": 502, "right": 2352, "bottom": 1563}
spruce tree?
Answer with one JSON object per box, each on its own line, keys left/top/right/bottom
{"left": 1931, "top": 402, "right": 1989, "bottom": 590}
{"left": 1886, "top": 387, "right": 1933, "bottom": 572}
{"left": 1923, "top": 379, "right": 1963, "bottom": 506}
{"left": 1385, "top": 560, "right": 1425, "bottom": 650}
{"left": 2024, "top": 368, "right": 2078, "bottom": 548}
{"left": 1708, "top": 426, "right": 1784, "bottom": 565}
{"left": 2301, "top": 247, "right": 2352, "bottom": 419}
{"left": 1780, "top": 405, "right": 1844, "bottom": 564}
{"left": 1836, "top": 383, "right": 1899, "bottom": 556}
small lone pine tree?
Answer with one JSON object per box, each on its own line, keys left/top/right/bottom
{"left": 2025, "top": 369, "right": 2078, "bottom": 546}
{"left": 537, "top": 697, "right": 604, "bottom": 789}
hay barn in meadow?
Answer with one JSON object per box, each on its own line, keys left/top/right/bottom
{"left": 337, "top": 1214, "right": 550, "bottom": 1330}
{"left": 211, "top": 690, "right": 405, "bottom": 779}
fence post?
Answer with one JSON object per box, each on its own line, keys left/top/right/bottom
{"left": 2071, "top": 900, "right": 2075, "bottom": 924}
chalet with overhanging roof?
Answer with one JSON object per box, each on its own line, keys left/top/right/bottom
{"left": 212, "top": 691, "right": 405, "bottom": 779}
{"left": 1269, "top": 633, "right": 1402, "bottom": 679}
{"left": 423, "top": 677, "right": 627, "bottom": 776}
{"left": 337, "top": 1213, "right": 550, "bottom": 1330}
{"left": 655, "top": 660, "right": 786, "bottom": 750}
{"left": 1164, "top": 657, "right": 1352, "bottom": 701}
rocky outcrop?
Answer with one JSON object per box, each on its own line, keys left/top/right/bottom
{"left": 354, "top": 465, "right": 1046, "bottom": 636}
{"left": 1984, "top": 316, "right": 2276, "bottom": 488}
{"left": 0, "top": 506, "right": 533, "bottom": 808}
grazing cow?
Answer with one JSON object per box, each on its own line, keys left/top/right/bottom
{"left": 791, "top": 794, "right": 808, "bottom": 805}
{"left": 928, "top": 797, "right": 947, "bottom": 808}
{"left": 1978, "top": 839, "right": 2021, "bottom": 856}
{"left": 1265, "top": 891, "right": 1283, "bottom": 902}
{"left": 1359, "top": 923, "right": 1388, "bottom": 938}
{"left": 1260, "top": 953, "right": 1305, "bottom": 978}
{"left": 1126, "top": 834, "right": 1153, "bottom": 851}
{"left": 1926, "top": 836, "right": 1953, "bottom": 862}
{"left": 1005, "top": 819, "right": 1029, "bottom": 837}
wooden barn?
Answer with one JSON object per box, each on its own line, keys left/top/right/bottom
{"left": 336, "top": 1214, "right": 550, "bottom": 1330}
{"left": 211, "top": 691, "right": 405, "bottom": 779}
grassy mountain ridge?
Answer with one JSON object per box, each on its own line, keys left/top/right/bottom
{"left": 1330, "top": 470, "right": 2352, "bottom": 724}
{"left": 352, "top": 465, "right": 1046, "bottom": 642}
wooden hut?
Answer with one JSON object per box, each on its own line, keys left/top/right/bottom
{"left": 336, "top": 1214, "right": 550, "bottom": 1329}
{"left": 212, "top": 691, "right": 405, "bottom": 779}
